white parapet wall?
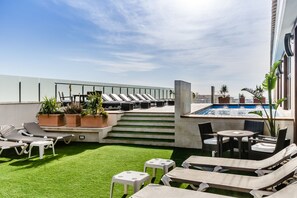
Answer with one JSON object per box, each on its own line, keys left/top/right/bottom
{"left": 0, "top": 103, "right": 40, "bottom": 128}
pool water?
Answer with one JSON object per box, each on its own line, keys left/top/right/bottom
{"left": 193, "top": 104, "right": 278, "bottom": 117}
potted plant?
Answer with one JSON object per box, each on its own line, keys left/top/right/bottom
{"left": 253, "top": 85, "right": 266, "bottom": 103}
{"left": 242, "top": 60, "right": 286, "bottom": 137}
{"left": 64, "top": 103, "right": 82, "bottom": 127}
{"left": 81, "top": 93, "right": 108, "bottom": 128}
{"left": 239, "top": 93, "right": 245, "bottom": 103}
{"left": 38, "top": 97, "right": 64, "bottom": 126}
{"left": 218, "top": 85, "right": 230, "bottom": 103}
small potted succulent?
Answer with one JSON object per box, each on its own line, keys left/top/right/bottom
{"left": 81, "top": 92, "right": 108, "bottom": 128}
{"left": 218, "top": 85, "right": 230, "bottom": 103}
{"left": 38, "top": 97, "right": 64, "bottom": 126}
{"left": 64, "top": 103, "right": 82, "bottom": 127}
{"left": 239, "top": 93, "right": 245, "bottom": 103}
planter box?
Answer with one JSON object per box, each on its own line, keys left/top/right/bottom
{"left": 239, "top": 97, "right": 245, "bottom": 104}
{"left": 253, "top": 97, "right": 266, "bottom": 104}
{"left": 218, "top": 97, "right": 230, "bottom": 104}
{"left": 81, "top": 115, "right": 108, "bottom": 128}
{"left": 38, "top": 114, "right": 64, "bottom": 127}
{"left": 65, "top": 114, "right": 81, "bottom": 127}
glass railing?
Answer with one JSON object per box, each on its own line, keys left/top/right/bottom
{"left": 0, "top": 75, "right": 174, "bottom": 103}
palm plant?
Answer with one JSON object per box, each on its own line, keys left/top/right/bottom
{"left": 242, "top": 60, "right": 285, "bottom": 137}
{"left": 220, "top": 85, "right": 229, "bottom": 98}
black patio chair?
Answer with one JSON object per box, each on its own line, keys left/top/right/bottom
{"left": 198, "top": 122, "right": 230, "bottom": 157}
{"left": 248, "top": 128, "right": 287, "bottom": 160}
{"left": 234, "top": 120, "right": 264, "bottom": 151}
{"left": 58, "top": 91, "right": 72, "bottom": 106}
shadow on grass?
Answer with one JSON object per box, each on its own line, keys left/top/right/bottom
{"left": 5, "top": 142, "right": 105, "bottom": 169}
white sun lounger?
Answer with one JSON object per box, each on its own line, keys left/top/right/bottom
{"left": 0, "top": 140, "right": 28, "bottom": 155}
{"left": 182, "top": 144, "right": 297, "bottom": 176}
{"left": 0, "top": 125, "right": 53, "bottom": 143}
{"left": 131, "top": 182, "right": 297, "bottom": 198}
{"left": 162, "top": 156, "right": 297, "bottom": 196}
{"left": 130, "top": 184, "right": 233, "bottom": 198}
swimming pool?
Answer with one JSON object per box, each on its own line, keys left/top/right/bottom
{"left": 193, "top": 104, "right": 279, "bottom": 117}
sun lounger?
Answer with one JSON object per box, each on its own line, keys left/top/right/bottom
{"left": 132, "top": 181, "right": 297, "bottom": 198}
{"left": 101, "top": 94, "right": 122, "bottom": 110}
{"left": 251, "top": 181, "right": 297, "bottom": 198}
{"left": 0, "top": 125, "right": 53, "bottom": 144}
{"left": 118, "top": 94, "right": 141, "bottom": 108}
{"left": 162, "top": 156, "right": 297, "bottom": 195}
{"left": 23, "top": 122, "right": 74, "bottom": 145}
{"left": 109, "top": 93, "right": 135, "bottom": 110}
{"left": 135, "top": 94, "right": 156, "bottom": 106}
{"left": 127, "top": 94, "right": 151, "bottom": 108}
{"left": 143, "top": 94, "right": 165, "bottom": 107}
{"left": 0, "top": 140, "right": 28, "bottom": 155}
{"left": 182, "top": 144, "right": 297, "bottom": 175}
{"left": 102, "top": 94, "right": 133, "bottom": 111}
{"left": 131, "top": 184, "right": 233, "bottom": 198}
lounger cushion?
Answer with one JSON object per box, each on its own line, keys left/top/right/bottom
{"left": 251, "top": 143, "right": 275, "bottom": 153}
{"left": 0, "top": 125, "right": 16, "bottom": 138}
{"left": 204, "top": 137, "right": 229, "bottom": 145}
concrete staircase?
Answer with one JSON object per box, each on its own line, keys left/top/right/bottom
{"left": 103, "top": 112, "right": 175, "bottom": 146}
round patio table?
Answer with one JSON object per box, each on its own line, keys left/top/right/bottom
{"left": 217, "top": 130, "right": 254, "bottom": 159}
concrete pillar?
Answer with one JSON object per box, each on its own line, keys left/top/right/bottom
{"left": 175, "top": 80, "right": 193, "bottom": 148}
{"left": 211, "top": 86, "right": 215, "bottom": 104}
{"left": 174, "top": 80, "right": 191, "bottom": 118}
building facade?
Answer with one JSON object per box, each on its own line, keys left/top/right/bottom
{"left": 271, "top": 0, "right": 297, "bottom": 142}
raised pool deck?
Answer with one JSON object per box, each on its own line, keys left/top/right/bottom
{"left": 123, "top": 103, "right": 210, "bottom": 114}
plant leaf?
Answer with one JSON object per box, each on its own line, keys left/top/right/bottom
{"left": 274, "top": 98, "right": 287, "bottom": 109}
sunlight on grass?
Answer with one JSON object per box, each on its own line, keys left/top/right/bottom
{"left": 0, "top": 143, "right": 251, "bottom": 197}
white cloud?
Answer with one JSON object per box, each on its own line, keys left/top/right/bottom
{"left": 65, "top": 52, "right": 158, "bottom": 73}
{"left": 52, "top": 0, "right": 271, "bottom": 96}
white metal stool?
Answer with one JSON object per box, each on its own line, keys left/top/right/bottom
{"left": 110, "top": 171, "right": 150, "bottom": 198}
{"left": 28, "top": 141, "right": 55, "bottom": 159}
{"left": 144, "top": 158, "right": 176, "bottom": 177}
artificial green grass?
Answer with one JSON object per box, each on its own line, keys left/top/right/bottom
{"left": 0, "top": 143, "right": 251, "bottom": 198}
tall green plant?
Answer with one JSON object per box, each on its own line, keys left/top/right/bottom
{"left": 82, "top": 93, "right": 108, "bottom": 118}
{"left": 39, "top": 97, "right": 61, "bottom": 114}
{"left": 242, "top": 60, "right": 286, "bottom": 137}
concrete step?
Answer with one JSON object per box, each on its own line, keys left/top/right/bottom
{"left": 112, "top": 126, "right": 175, "bottom": 133}
{"left": 117, "top": 121, "right": 175, "bottom": 127}
{"left": 121, "top": 116, "right": 174, "bottom": 121}
{"left": 124, "top": 113, "right": 174, "bottom": 117}
{"left": 102, "top": 137, "right": 175, "bottom": 147}
{"left": 108, "top": 131, "right": 174, "bottom": 139}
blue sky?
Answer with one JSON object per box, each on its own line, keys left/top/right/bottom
{"left": 0, "top": 0, "right": 271, "bottom": 97}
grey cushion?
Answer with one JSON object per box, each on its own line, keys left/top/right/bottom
{"left": 0, "top": 125, "right": 16, "bottom": 138}
{"left": 251, "top": 143, "right": 275, "bottom": 153}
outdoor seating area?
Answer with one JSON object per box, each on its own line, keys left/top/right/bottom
{"left": 3, "top": 0, "right": 297, "bottom": 197}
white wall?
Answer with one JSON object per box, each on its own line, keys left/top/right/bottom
{"left": 0, "top": 103, "right": 40, "bottom": 128}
